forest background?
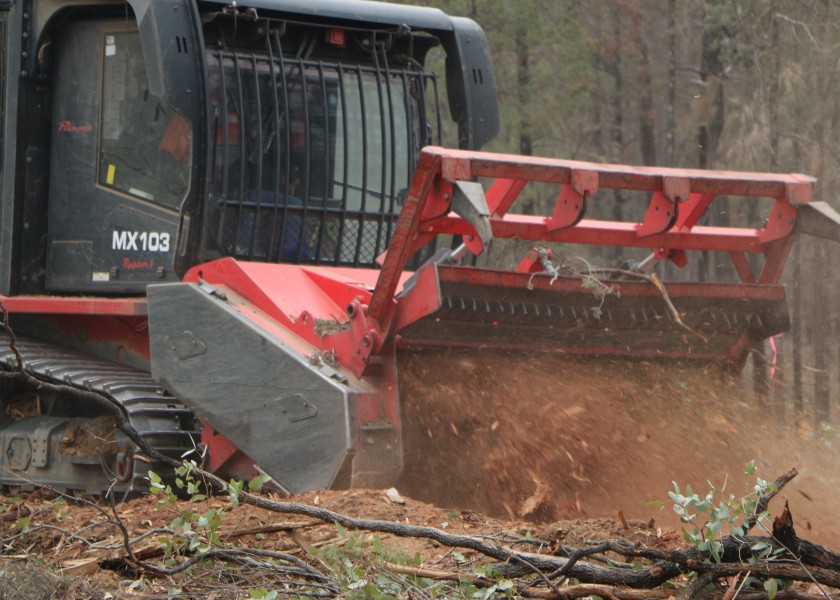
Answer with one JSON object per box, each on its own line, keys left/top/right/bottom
{"left": 396, "top": 0, "right": 840, "bottom": 431}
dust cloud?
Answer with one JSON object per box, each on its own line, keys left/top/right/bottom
{"left": 396, "top": 350, "right": 840, "bottom": 547}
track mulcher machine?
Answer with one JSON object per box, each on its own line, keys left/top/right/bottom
{"left": 0, "top": 0, "right": 839, "bottom": 495}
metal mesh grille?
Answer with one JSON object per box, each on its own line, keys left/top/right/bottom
{"left": 206, "top": 47, "right": 439, "bottom": 267}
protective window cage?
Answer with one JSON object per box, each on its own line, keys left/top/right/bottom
{"left": 206, "top": 47, "right": 441, "bottom": 267}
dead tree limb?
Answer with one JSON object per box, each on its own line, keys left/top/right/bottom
{"left": 521, "top": 584, "right": 673, "bottom": 599}
{"left": 146, "top": 464, "right": 840, "bottom": 592}
{"left": 745, "top": 468, "right": 799, "bottom": 534}
{"left": 675, "top": 571, "right": 718, "bottom": 600}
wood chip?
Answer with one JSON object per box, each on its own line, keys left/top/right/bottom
{"left": 384, "top": 488, "right": 406, "bottom": 505}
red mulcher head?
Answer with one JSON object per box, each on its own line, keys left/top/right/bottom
{"left": 162, "top": 147, "right": 840, "bottom": 491}
{"left": 352, "top": 147, "right": 840, "bottom": 373}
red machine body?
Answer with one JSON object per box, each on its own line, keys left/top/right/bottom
{"left": 2, "top": 0, "right": 840, "bottom": 497}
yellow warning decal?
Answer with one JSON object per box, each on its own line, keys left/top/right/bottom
{"left": 106, "top": 164, "right": 116, "bottom": 185}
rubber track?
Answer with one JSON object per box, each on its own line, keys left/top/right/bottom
{"left": 0, "top": 334, "right": 199, "bottom": 493}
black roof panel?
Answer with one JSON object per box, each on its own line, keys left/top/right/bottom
{"left": 197, "top": 0, "right": 454, "bottom": 31}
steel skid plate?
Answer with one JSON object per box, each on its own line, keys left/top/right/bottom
{"left": 147, "top": 281, "right": 402, "bottom": 493}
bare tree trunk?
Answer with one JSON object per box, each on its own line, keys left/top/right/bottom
{"left": 665, "top": 0, "right": 677, "bottom": 166}
{"left": 792, "top": 240, "right": 804, "bottom": 427}
{"left": 768, "top": 10, "right": 781, "bottom": 172}
{"left": 606, "top": 6, "right": 626, "bottom": 233}
{"left": 515, "top": 28, "right": 532, "bottom": 158}
{"left": 773, "top": 339, "right": 785, "bottom": 423}
{"left": 812, "top": 114, "right": 830, "bottom": 426}
{"left": 813, "top": 240, "right": 830, "bottom": 427}
{"left": 752, "top": 345, "right": 769, "bottom": 409}
{"left": 633, "top": 8, "right": 656, "bottom": 166}
{"left": 754, "top": 5, "right": 783, "bottom": 412}
{"left": 697, "top": 9, "right": 727, "bottom": 282}
{"left": 698, "top": 27, "right": 725, "bottom": 181}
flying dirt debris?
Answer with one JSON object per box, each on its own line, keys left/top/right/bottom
{"left": 398, "top": 352, "right": 801, "bottom": 521}
{"left": 2, "top": 0, "right": 840, "bottom": 513}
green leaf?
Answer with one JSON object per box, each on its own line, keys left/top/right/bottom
{"left": 709, "top": 540, "right": 722, "bottom": 564}
{"left": 248, "top": 473, "right": 272, "bottom": 492}
{"left": 347, "top": 577, "right": 368, "bottom": 590}
{"left": 335, "top": 521, "right": 347, "bottom": 538}
{"left": 227, "top": 479, "right": 243, "bottom": 507}
{"left": 14, "top": 516, "right": 31, "bottom": 533}
{"left": 198, "top": 512, "right": 211, "bottom": 527}
{"left": 128, "top": 579, "right": 145, "bottom": 590}
{"left": 764, "top": 578, "right": 778, "bottom": 600}
{"left": 745, "top": 460, "right": 757, "bottom": 475}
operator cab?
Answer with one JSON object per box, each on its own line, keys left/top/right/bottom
{"left": 47, "top": 21, "right": 188, "bottom": 291}
{"left": 0, "top": 0, "right": 499, "bottom": 294}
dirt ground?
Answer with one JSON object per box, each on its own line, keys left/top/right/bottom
{"left": 0, "top": 485, "right": 679, "bottom": 598}
{"left": 2, "top": 352, "right": 839, "bottom": 597}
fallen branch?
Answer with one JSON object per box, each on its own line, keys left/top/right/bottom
{"left": 129, "top": 462, "right": 840, "bottom": 594}
{"left": 589, "top": 268, "right": 708, "bottom": 343}
{"left": 383, "top": 561, "right": 484, "bottom": 585}
{"left": 0, "top": 506, "right": 30, "bottom": 523}
{"left": 521, "top": 583, "right": 673, "bottom": 599}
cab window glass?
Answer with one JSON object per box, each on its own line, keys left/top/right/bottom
{"left": 99, "top": 31, "right": 191, "bottom": 209}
